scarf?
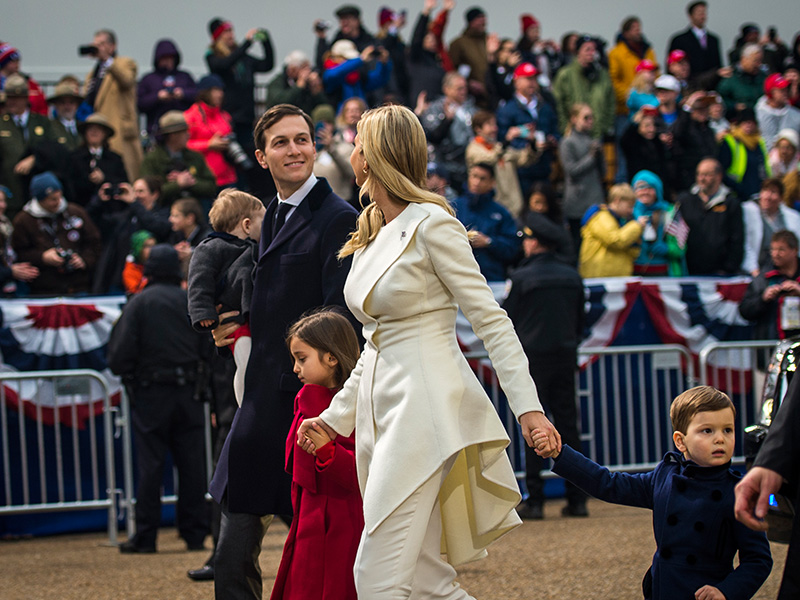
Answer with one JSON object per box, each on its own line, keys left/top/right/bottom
{"left": 285, "top": 384, "right": 337, "bottom": 493}
{"left": 730, "top": 124, "right": 762, "bottom": 151}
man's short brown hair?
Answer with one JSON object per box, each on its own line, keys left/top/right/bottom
{"left": 253, "top": 104, "right": 314, "bottom": 152}
{"left": 208, "top": 188, "right": 265, "bottom": 233}
{"left": 772, "top": 229, "right": 799, "bottom": 251}
{"left": 670, "top": 386, "right": 735, "bottom": 434}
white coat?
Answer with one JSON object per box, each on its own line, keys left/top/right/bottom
{"left": 320, "top": 201, "right": 542, "bottom": 566}
{"left": 741, "top": 200, "right": 800, "bottom": 274}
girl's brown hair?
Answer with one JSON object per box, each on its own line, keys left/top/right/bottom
{"left": 285, "top": 308, "right": 361, "bottom": 387}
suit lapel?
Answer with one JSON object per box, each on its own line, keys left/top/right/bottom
{"left": 349, "top": 203, "right": 429, "bottom": 313}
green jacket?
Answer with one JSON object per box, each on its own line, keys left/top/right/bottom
{"left": 717, "top": 68, "right": 767, "bottom": 111}
{"left": 265, "top": 71, "right": 329, "bottom": 115}
{"left": 140, "top": 145, "right": 217, "bottom": 206}
{"left": 552, "top": 62, "right": 615, "bottom": 137}
{"left": 0, "top": 111, "right": 55, "bottom": 214}
{"left": 50, "top": 119, "right": 82, "bottom": 152}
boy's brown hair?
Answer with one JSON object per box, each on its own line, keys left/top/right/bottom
{"left": 208, "top": 189, "right": 265, "bottom": 233}
{"left": 607, "top": 183, "right": 636, "bottom": 205}
{"left": 670, "top": 386, "right": 736, "bottom": 434}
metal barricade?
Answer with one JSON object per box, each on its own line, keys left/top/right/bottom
{"left": 0, "top": 369, "right": 119, "bottom": 543}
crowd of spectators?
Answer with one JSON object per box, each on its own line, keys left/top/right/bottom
{"left": 0, "top": 1, "right": 799, "bottom": 300}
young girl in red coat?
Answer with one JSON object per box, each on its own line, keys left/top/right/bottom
{"left": 270, "top": 308, "right": 363, "bottom": 600}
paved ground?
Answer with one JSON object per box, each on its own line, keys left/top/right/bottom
{"left": 1, "top": 499, "right": 787, "bottom": 599}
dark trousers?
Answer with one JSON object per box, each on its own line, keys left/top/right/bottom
{"left": 130, "top": 383, "right": 208, "bottom": 548}
{"left": 215, "top": 497, "right": 273, "bottom": 600}
{"left": 779, "top": 494, "right": 800, "bottom": 599}
{"left": 525, "top": 357, "right": 587, "bottom": 506}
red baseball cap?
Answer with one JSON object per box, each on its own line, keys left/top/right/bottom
{"left": 635, "top": 59, "right": 658, "bottom": 73}
{"left": 765, "top": 73, "right": 790, "bottom": 95}
{"left": 513, "top": 62, "right": 539, "bottom": 79}
{"left": 667, "top": 49, "right": 688, "bottom": 66}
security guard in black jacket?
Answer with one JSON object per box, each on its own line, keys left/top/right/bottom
{"left": 108, "top": 243, "right": 210, "bottom": 553}
{"left": 503, "top": 213, "right": 588, "bottom": 519}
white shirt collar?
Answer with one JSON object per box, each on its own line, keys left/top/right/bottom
{"left": 692, "top": 26, "right": 707, "bottom": 39}
{"left": 278, "top": 173, "right": 318, "bottom": 207}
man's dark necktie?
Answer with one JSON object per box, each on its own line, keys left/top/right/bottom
{"left": 272, "top": 201, "right": 292, "bottom": 239}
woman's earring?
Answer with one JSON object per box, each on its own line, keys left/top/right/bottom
{"left": 362, "top": 167, "right": 368, "bottom": 174}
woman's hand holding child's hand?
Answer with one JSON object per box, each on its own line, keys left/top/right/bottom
{"left": 532, "top": 429, "right": 560, "bottom": 458}
{"left": 305, "top": 422, "right": 332, "bottom": 455}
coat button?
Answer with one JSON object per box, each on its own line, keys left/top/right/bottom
{"left": 694, "top": 521, "right": 705, "bottom": 532}
{"left": 661, "top": 547, "right": 672, "bottom": 560}
{"left": 711, "top": 490, "right": 722, "bottom": 501}
{"left": 687, "top": 554, "right": 697, "bottom": 565}
{"left": 676, "top": 479, "right": 687, "bottom": 492}
{"left": 667, "top": 514, "right": 678, "bottom": 526}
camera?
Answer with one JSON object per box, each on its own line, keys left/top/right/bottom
{"left": 370, "top": 45, "right": 385, "bottom": 59}
{"left": 768, "top": 27, "right": 777, "bottom": 42}
{"left": 315, "top": 20, "right": 331, "bottom": 32}
{"left": 78, "top": 45, "right": 98, "bottom": 57}
{"left": 225, "top": 135, "right": 255, "bottom": 169}
{"left": 109, "top": 184, "right": 122, "bottom": 198}
{"left": 56, "top": 248, "right": 75, "bottom": 272}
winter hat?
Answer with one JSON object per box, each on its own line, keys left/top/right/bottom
{"left": 130, "top": 230, "right": 155, "bottom": 263}
{"left": 0, "top": 44, "right": 20, "bottom": 69}
{"left": 30, "top": 172, "right": 62, "bottom": 201}
{"left": 574, "top": 35, "right": 596, "bottom": 54}
{"left": 513, "top": 62, "right": 539, "bottom": 79}
{"left": 311, "top": 103, "right": 336, "bottom": 124}
{"left": 775, "top": 128, "right": 799, "bottom": 150}
{"left": 197, "top": 74, "right": 225, "bottom": 91}
{"left": 144, "top": 244, "right": 182, "bottom": 281}
{"left": 208, "top": 18, "right": 232, "bottom": 41}
{"left": 465, "top": 7, "right": 485, "bottom": 24}
{"left": 631, "top": 170, "right": 665, "bottom": 205}
{"left": 520, "top": 14, "right": 539, "bottom": 33}
{"left": 521, "top": 212, "right": 562, "bottom": 247}
{"left": 734, "top": 107, "right": 757, "bottom": 124}
{"left": 0, "top": 185, "right": 12, "bottom": 200}
{"left": 379, "top": 7, "right": 395, "bottom": 28}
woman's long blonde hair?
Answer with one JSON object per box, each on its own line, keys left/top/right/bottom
{"left": 338, "top": 105, "right": 454, "bottom": 258}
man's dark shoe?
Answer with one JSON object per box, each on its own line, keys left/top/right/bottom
{"left": 186, "top": 541, "right": 206, "bottom": 551}
{"left": 119, "top": 539, "right": 156, "bottom": 554}
{"left": 187, "top": 564, "right": 215, "bottom": 581}
{"left": 517, "top": 502, "right": 544, "bottom": 520}
{"left": 561, "top": 501, "right": 589, "bottom": 517}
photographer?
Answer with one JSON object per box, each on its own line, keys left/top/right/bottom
{"left": 140, "top": 111, "right": 217, "bottom": 209}
{"left": 321, "top": 40, "right": 392, "bottom": 110}
{"left": 184, "top": 75, "right": 240, "bottom": 190}
{"left": 10, "top": 172, "right": 101, "bottom": 296}
{"left": 137, "top": 39, "right": 197, "bottom": 138}
{"left": 70, "top": 113, "right": 127, "bottom": 206}
{"left": 81, "top": 29, "right": 143, "bottom": 181}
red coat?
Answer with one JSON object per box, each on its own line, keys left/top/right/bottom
{"left": 184, "top": 101, "right": 237, "bottom": 187}
{"left": 270, "top": 384, "right": 363, "bottom": 600}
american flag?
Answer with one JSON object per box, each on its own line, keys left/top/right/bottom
{"left": 665, "top": 206, "right": 689, "bottom": 249}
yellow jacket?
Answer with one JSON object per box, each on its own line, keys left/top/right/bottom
{"left": 579, "top": 206, "right": 643, "bottom": 278}
{"left": 608, "top": 41, "right": 658, "bottom": 116}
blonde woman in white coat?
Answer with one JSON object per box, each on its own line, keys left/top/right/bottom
{"left": 298, "top": 104, "right": 560, "bottom": 599}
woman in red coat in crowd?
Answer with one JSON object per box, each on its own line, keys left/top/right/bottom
{"left": 184, "top": 74, "right": 238, "bottom": 189}
{"left": 271, "top": 309, "right": 363, "bottom": 600}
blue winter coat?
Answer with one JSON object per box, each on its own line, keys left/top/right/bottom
{"left": 452, "top": 190, "right": 521, "bottom": 282}
{"left": 552, "top": 445, "right": 772, "bottom": 600}
{"left": 632, "top": 170, "right": 671, "bottom": 271}
{"left": 496, "top": 95, "right": 559, "bottom": 182}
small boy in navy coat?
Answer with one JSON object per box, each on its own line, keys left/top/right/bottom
{"left": 533, "top": 386, "right": 772, "bottom": 600}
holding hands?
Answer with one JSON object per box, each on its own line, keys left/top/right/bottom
{"left": 521, "top": 410, "right": 561, "bottom": 456}
{"left": 297, "top": 417, "right": 337, "bottom": 455}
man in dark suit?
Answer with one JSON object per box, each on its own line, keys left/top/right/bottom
{"left": 667, "top": 1, "right": 724, "bottom": 85}
{"left": 735, "top": 374, "right": 800, "bottom": 598}
{"left": 207, "top": 104, "right": 358, "bottom": 599}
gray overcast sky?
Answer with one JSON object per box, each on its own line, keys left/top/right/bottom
{"left": 7, "top": 0, "right": 797, "bottom": 81}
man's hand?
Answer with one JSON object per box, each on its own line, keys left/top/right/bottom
{"left": 41, "top": 248, "right": 65, "bottom": 267}
{"left": 116, "top": 182, "right": 136, "bottom": 204}
{"left": 763, "top": 284, "right": 782, "bottom": 302}
{"left": 211, "top": 309, "right": 241, "bottom": 348}
{"left": 11, "top": 262, "right": 39, "bottom": 281}
{"left": 14, "top": 155, "right": 35, "bottom": 176}
{"left": 734, "top": 466, "right": 785, "bottom": 531}
{"left": 175, "top": 171, "right": 196, "bottom": 188}
{"left": 519, "top": 411, "right": 561, "bottom": 454}
{"left": 68, "top": 253, "right": 87, "bottom": 271}
{"left": 467, "top": 230, "right": 491, "bottom": 248}
{"left": 89, "top": 168, "right": 105, "bottom": 185}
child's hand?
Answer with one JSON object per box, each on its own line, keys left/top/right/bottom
{"left": 532, "top": 428, "right": 560, "bottom": 458}
{"left": 306, "top": 421, "right": 331, "bottom": 451}
{"left": 297, "top": 417, "right": 337, "bottom": 455}
{"left": 199, "top": 318, "right": 215, "bottom": 328}
{"left": 695, "top": 585, "right": 725, "bottom": 600}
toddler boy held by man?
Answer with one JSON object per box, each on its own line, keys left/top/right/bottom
{"left": 533, "top": 386, "right": 772, "bottom": 600}
{"left": 187, "top": 189, "right": 265, "bottom": 405}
